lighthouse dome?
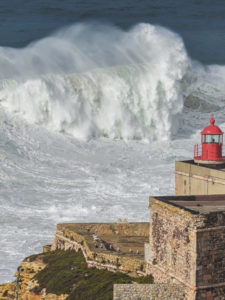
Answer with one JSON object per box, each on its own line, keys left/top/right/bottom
{"left": 201, "top": 118, "right": 223, "bottom": 135}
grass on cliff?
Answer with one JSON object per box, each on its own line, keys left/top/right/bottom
{"left": 32, "top": 249, "right": 153, "bottom": 300}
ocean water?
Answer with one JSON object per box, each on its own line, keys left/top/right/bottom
{"left": 1, "top": 0, "right": 225, "bottom": 283}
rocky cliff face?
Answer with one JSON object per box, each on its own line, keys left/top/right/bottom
{"left": 0, "top": 254, "right": 68, "bottom": 300}
{"left": 0, "top": 282, "right": 16, "bottom": 299}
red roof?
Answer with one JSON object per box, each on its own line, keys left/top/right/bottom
{"left": 201, "top": 118, "right": 223, "bottom": 135}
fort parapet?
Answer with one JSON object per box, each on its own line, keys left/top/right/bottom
{"left": 51, "top": 222, "right": 149, "bottom": 276}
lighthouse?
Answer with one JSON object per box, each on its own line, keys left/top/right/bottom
{"left": 194, "top": 116, "right": 225, "bottom": 165}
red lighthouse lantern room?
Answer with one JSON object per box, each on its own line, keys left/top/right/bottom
{"left": 194, "top": 117, "right": 225, "bottom": 164}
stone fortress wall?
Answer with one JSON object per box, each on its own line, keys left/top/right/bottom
{"left": 146, "top": 194, "right": 225, "bottom": 300}
{"left": 51, "top": 222, "right": 149, "bottom": 276}
{"left": 147, "top": 197, "right": 199, "bottom": 288}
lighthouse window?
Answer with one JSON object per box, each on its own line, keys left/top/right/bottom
{"left": 206, "top": 135, "right": 211, "bottom": 143}
{"left": 204, "top": 135, "right": 219, "bottom": 144}
{"left": 214, "top": 135, "right": 220, "bottom": 144}
{"left": 213, "top": 135, "right": 220, "bottom": 143}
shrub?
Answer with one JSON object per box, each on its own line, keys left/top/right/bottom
{"left": 31, "top": 250, "right": 153, "bottom": 300}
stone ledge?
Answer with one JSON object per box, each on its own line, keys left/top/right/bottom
{"left": 113, "top": 283, "right": 186, "bottom": 300}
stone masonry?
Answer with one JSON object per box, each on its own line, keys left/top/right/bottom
{"left": 147, "top": 194, "right": 225, "bottom": 300}
{"left": 113, "top": 283, "right": 186, "bottom": 300}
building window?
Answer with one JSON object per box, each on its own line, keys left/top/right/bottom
{"left": 168, "top": 246, "right": 172, "bottom": 266}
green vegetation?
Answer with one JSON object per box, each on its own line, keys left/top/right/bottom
{"left": 31, "top": 250, "right": 153, "bottom": 300}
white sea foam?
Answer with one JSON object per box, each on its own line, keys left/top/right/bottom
{"left": 183, "top": 62, "right": 225, "bottom": 111}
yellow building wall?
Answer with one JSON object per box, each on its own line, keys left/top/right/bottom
{"left": 175, "top": 161, "right": 225, "bottom": 195}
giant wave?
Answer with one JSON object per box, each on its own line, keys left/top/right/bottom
{"left": 0, "top": 23, "right": 224, "bottom": 141}
{"left": 0, "top": 23, "right": 188, "bottom": 141}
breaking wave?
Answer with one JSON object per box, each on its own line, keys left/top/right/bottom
{"left": 0, "top": 22, "right": 225, "bottom": 141}
{"left": 0, "top": 23, "right": 188, "bottom": 141}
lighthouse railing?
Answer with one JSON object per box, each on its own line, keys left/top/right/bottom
{"left": 194, "top": 144, "right": 201, "bottom": 158}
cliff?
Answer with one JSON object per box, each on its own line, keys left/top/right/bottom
{"left": 0, "top": 251, "right": 68, "bottom": 300}
{"left": 0, "top": 222, "right": 152, "bottom": 300}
